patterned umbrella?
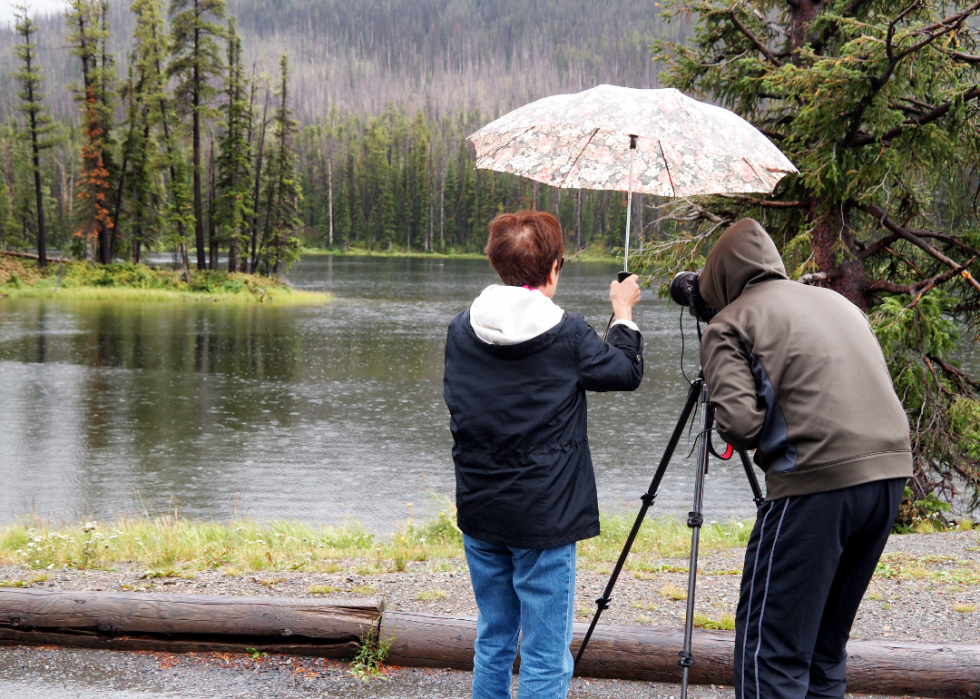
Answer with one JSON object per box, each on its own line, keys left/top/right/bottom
{"left": 469, "top": 84, "right": 797, "bottom": 270}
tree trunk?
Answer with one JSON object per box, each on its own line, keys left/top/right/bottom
{"left": 208, "top": 134, "right": 217, "bottom": 270}
{"left": 28, "top": 102, "right": 46, "bottom": 269}
{"left": 576, "top": 189, "right": 583, "bottom": 250}
{"left": 809, "top": 200, "right": 871, "bottom": 310}
{"left": 327, "top": 156, "right": 333, "bottom": 248}
{"left": 250, "top": 90, "right": 270, "bottom": 274}
{"left": 192, "top": 38, "right": 205, "bottom": 271}
{"left": 790, "top": 0, "right": 827, "bottom": 58}
{"left": 439, "top": 167, "right": 445, "bottom": 250}
{"left": 4, "top": 591, "right": 978, "bottom": 697}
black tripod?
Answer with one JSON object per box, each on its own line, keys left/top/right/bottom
{"left": 573, "top": 372, "right": 765, "bottom": 699}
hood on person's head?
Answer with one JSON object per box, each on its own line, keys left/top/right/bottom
{"left": 700, "top": 218, "right": 788, "bottom": 310}
{"left": 469, "top": 284, "right": 564, "bottom": 345}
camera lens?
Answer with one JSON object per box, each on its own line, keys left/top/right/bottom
{"left": 670, "top": 271, "right": 698, "bottom": 308}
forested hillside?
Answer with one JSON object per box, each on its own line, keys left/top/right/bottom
{"left": 0, "top": 0, "right": 686, "bottom": 264}
{"left": 0, "top": 0, "right": 681, "bottom": 122}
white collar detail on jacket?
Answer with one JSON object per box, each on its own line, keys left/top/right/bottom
{"left": 469, "top": 284, "right": 565, "bottom": 345}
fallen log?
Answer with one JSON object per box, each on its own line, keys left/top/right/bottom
{"left": 1, "top": 250, "right": 73, "bottom": 264}
{"left": 1, "top": 591, "right": 978, "bottom": 698}
{"left": 383, "top": 611, "right": 980, "bottom": 698}
{"left": 0, "top": 590, "right": 381, "bottom": 658}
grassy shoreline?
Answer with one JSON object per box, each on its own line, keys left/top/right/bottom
{"left": 1, "top": 511, "right": 972, "bottom": 577}
{"left": 0, "top": 256, "right": 330, "bottom": 305}
{"left": 300, "top": 245, "right": 620, "bottom": 264}
{"left": 0, "top": 512, "right": 751, "bottom": 576}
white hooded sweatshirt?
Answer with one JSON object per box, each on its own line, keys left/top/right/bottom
{"left": 469, "top": 284, "right": 637, "bottom": 345}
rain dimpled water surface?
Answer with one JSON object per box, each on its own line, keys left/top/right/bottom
{"left": 0, "top": 256, "right": 765, "bottom": 529}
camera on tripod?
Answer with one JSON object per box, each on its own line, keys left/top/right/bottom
{"left": 575, "top": 267, "right": 763, "bottom": 698}
{"left": 669, "top": 271, "right": 719, "bottom": 322}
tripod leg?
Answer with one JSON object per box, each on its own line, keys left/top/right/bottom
{"left": 680, "top": 381, "right": 710, "bottom": 699}
{"left": 738, "top": 449, "right": 766, "bottom": 507}
{"left": 573, "top": 378, "right": 702, "bottom": 673}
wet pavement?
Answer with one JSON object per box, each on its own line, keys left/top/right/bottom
{"left": 0, "top": 644, "right": 918, "bottom": 699}
{"left": 0, "top": 644, "right": 740, "bottom": 699}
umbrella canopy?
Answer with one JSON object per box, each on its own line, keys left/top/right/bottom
{"left": 469, "top": 84, "right": 797, "bottom": 197}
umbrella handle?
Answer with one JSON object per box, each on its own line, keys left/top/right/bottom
{"left": 601, "top": 272, "right": 635, "bottom": 341}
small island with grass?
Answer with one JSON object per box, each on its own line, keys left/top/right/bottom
{"left": 0, "top": 254, "right": 330, "bottom": 305}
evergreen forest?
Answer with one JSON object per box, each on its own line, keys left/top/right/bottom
{"left": 0, "top": 0, "right": 685, "bottom": 270}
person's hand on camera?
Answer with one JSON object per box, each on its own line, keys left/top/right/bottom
{"left": 610, "top": 274, "right": 640, "bottom": 321}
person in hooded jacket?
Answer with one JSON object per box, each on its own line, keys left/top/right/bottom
{"left": 443, "top": 210, "right": 643, "bottom": 699}
{"left": 698, "top": 219, "right": 913, "bottom": 699}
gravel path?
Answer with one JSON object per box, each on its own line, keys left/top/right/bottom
{"left": 0, "top": 530, "right": 977, "bottom": 697}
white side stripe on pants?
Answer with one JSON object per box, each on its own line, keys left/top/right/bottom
{"left": 753, "top": 499, "right": 790, "bottom": 699}
{"left": 739, "top": 502, "right": 774, "bottom": 699}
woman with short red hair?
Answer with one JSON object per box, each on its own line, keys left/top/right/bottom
{"left": 443, "top": 210, "right": 643, "bottom": 699}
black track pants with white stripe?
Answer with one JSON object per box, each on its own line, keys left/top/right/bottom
{"left": 733, "top": 477, "right": 906, "bottom": 699}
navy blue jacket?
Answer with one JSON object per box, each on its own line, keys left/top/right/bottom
{"left": 444, "top": 311, "right": 643, "bottom": 549}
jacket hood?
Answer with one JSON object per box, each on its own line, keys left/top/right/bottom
{"left": 470, "top": 284, "right": 565, "bottom": 345}
{"left": 700, "top": 219, "right": 788, "bottom": 310}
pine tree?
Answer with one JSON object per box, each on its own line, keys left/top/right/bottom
{"left": 362, "top": 118, "right": 389, "bottom": 249}
{"left": 334, "top": 177, "right": 351, "bottom": 249}
{"left": 13, "top": 6, "right": 56, "bottom": 267}
{"left": 216, "top": 17, "right": 253, "bottom": 273}
{"left": 644, "top": 0, "right": 980, "bottom": 506}
{"left": 0, "top": 176, "right": 16, "bottom": 250}
{"left": 248, "top": 81, "right": 270, "bottom": 273}
{"left": 120, "top": 62, "right": 161, "bottom": 263}
{"left": 258, "top": 54, "right": 302, "bottom": 275}
{"left": 66, "top": 0, "right": 117, "bottom": 264}
{"left": 131, "top": 0, "right": 191, "bottom": 270}
{"left": 169, "top": 0, "right": 226, "bottom": 270}
{"left": 408, "top": 111, "right": 431, "bottom": 251}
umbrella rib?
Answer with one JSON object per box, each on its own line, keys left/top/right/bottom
{"left": 556, "top": 127, "right": 600, "bottom": 190}
{"left": 658, "top": 140, "right": 677, "bottom": 198}
{"left": 742, "top": 157, "right": 773, "bottom": 190}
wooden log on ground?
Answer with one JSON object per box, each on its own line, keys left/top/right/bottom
{"left": 1, "top": 250, "right": 72, "bottom": 264}
{"left": 382, "top": 612, "right": 980, "bottom": 699}
{"left": 2, "top": 592, "right": 978, "bottom": 697}
{"left": 0, "top": 590, "right": 381, "bottom": 657}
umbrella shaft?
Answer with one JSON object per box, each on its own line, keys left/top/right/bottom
{"left": 624, "top": 146, "right": 635, "bottom": 273}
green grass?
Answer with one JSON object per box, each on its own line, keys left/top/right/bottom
{"left": 310, "top": 585, "right": 340, "bottom": 595}
{"left": 693, "top": 612, "right": 736, "bottom": 630}
{"left": 0, "top": 511, "right": 754, "bottom": 574}
{"left": 0, "top": 257, "right": 330, "bottom": 305}
{"left": 658, "top": 584, "right": 688, "bottom": 601}
{"left": 873, "top": 552, "right": 980, "bottom": 586}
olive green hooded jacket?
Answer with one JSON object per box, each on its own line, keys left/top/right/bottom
{"left": 700, "top": 219, "right": 912, "bottom": 500}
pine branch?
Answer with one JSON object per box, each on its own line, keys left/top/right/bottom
{"left": 851, "top": 85, "right": 980, "bottom": 147}
{"left": 858, "top": 232, "right": 900, "bottom": 260}
{"left": 842, "top": 1, "right": 980, "bottom": 148}
{"left": 939, "top": 48, "right": 980, "bottom": 64}
{"left": 810, "top": 0, "right": 875, "bottom": 54}
{"left": 856, "top": 202, "right": 980, "bottom": 294}
{"left": 719, "top": 195, "right": 804, "bottom": 208}
{"left": 865, "top": 278, "right": 918, "bottom": 294}
{"left": 930, "top": 354, "right": 980, "bottom": 392}
{"left": 728, "top": 11, "right": 783, "bottom": 67}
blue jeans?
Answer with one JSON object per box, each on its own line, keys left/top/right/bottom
{"left": 463, "top": 534, "right": 576, "bottom": 699}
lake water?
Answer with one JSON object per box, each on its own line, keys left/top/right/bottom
{"left": 0, "top": 256, "right": 777, "bottom": 529}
